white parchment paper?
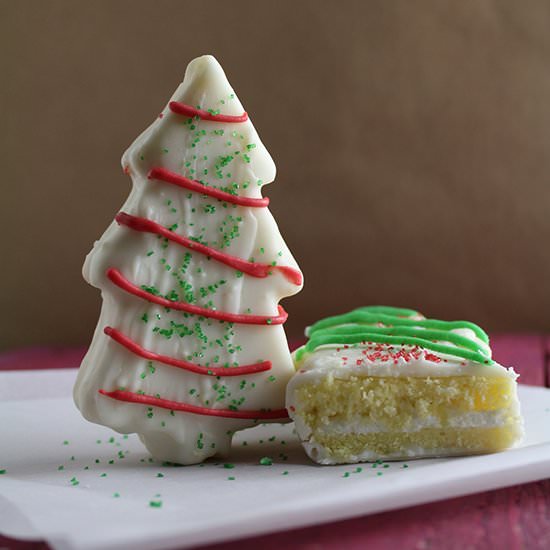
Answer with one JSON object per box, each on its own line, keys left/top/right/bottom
{"left": 1, "top": 369, "right": 550, "bottom": 550}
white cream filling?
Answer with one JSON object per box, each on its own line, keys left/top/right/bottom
{"left": 309, "top": 408, "right": 513, "bottom": 436}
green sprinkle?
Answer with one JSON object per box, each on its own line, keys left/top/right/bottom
{"left": 100, "top": 473, "right": 107, "bottom": 477}
{"left": 377, "top": 472, "right": 383, "bottom": 476}
{"left": 282, "top": 471, "right": 289, "bottom": 475}
{"left": 157, "top": 472, "right": 164, "bottom": 478}
{"left": 223, "top": 463, "right": 235, "bottom": 469}
{"left": 343, "top": 472, "right": 350, "bottom": 478}
{"left": 402, "top": 464, "right": 409, "bottom": 469}
{"left": 354, "top": 467, "right": 363, "bottom": 473}
{"left": 227, "top": 476, "right": 236, "bottom": 480}
{"left": 0, "top": 469, "right": 6, "bottom": 475}
{"left": 113, "top": 492, "right": 120, "bottom": 498}
{"left": 246, "top": 143, "right": 256, "bottom": 150}
{"left": 149, "top": 500, "right": 163, "bottom": 508}
{"left": 63, "top": 440, "right": 69, "bottom": 445}
{"left": 259, "top": 457, "right": 273, "bottom": 466}
{"left": 58, "top": 465, "right": 64, "bottom": 471}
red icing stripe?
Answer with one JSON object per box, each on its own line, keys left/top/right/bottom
{"left": 149, "top": 167, "right": 269, "bottom": 208}
{"left": 169, "top": 101, "right": 248, "bottom": 123}
{"left": 99, "top": 389, "right": 289, "bottom": 420}
{"left": 104, "top": 326, "right": 271, "bottom": 376}
{"left": 115, "top": 212, "right": 303, "bottom": 286}
{"left": 106, "top": 268, "right": 288, "bottom": 325}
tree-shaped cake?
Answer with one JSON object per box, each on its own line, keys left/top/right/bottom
{"left": 74, "top": 55, "right": 303, "bottom": 464}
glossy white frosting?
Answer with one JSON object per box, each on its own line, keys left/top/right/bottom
{"left": 290, "top": 345, "right": 518, "bottom": 380}
{"left": 74, "top": 55, "right": 302, "bottom": 465}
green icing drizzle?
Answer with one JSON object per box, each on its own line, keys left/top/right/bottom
{"left": 296, "top": 306, "right": 492, "bottom": 365}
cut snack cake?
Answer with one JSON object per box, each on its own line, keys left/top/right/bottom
{"left": 287, "top": 306, "right": 523, "bottom": 465}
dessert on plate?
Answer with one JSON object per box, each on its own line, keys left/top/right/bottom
{"left": 287, "top": 306, "right": 523, "bottom": 465}
{"left": 74, "top": 55, "right": 303, "bottom": 465}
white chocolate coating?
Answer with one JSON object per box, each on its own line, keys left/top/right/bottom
{"left": 74, "top": 55, "right": 303, "bottom": 465}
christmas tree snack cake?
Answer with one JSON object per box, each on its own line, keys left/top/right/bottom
{"left": 287, "top": 306, "right": 523, "bottom": 465}
{"left": 74, "top": 55, "right": 303, "bottom": 465}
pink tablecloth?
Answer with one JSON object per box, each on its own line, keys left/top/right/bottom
{"left": 1, "top": 335, "right": 549, "bottom": 550}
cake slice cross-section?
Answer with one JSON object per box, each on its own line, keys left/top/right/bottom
{"left": 287, "top": 306, "right": 523, "bottom": 465}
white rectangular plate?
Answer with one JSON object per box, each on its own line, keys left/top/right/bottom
{"left": 1, "top": 369, "right": 550, "bottom": 550}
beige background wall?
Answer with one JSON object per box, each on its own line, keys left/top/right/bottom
{"left": 2, "top": 0, "right": 550, "bottom": 351}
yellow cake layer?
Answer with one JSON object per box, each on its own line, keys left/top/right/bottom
{"left": 294, "top": 375, "right": 517, "bottom": 433}
{"left": 312, "top": 426, "right": 519, "bottom": 461}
